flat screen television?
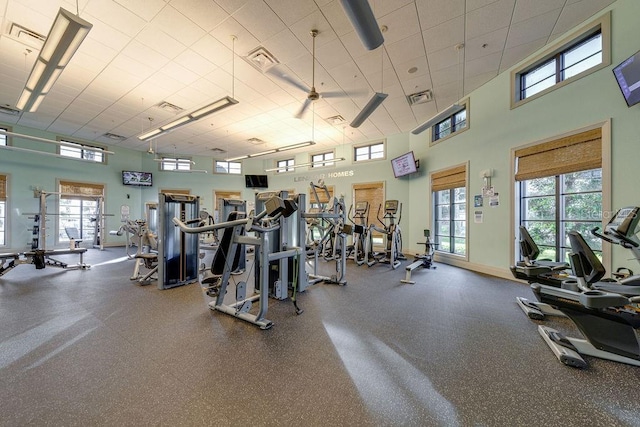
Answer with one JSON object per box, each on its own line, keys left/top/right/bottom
{"left": 122, "top": 171, "right": 153, "bottom": 186}
{"left": 613, "top": 49, "right": 640, "bottom": 107}
{"left": 245, "top": 174, "right": 268, "bottom": 188}
{"left": 391, "top": 151, "right": 418, "bottom": 178}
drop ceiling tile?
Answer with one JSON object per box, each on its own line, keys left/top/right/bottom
{"left": 551, "top": 0, "right": 614, "bottom": 37}
{"left": 377, "top": 3, "right": 420, "bottom": 45}
{"left": 422, "top": 16, "right": 464, "bottom": 54}
{"left": 209, "top": 17, "right": 260, "bottom": 58}
{"left": 465, "top": 27, "right": 508, "bottom": 62}
{"left": 232, "top": 0, "right": 286, "bottom": 41}
{"left": 499, "top": 37, "right": 547, "bottom": 72}
{"left": 512, "top": 0, "right": 566, "bottom": 24}
{"left": 465, "top": 51, "right": 501, "bottom": 78}
{"left": 114, "top": 0, "right": 167, "bottom": 21}
{"left": 84, "top": 1, "right": 146, "bottom": 38}
{"left": 136, "top": 25, "right": 188, "bottom": 59}
{"left": 415, "top": 0, "right": 465, "bottom": 30}
{"left": 153, "top": 4, "right": 207, "bottom": 46}
{"left": 171, "top": 0, "right": 229, "bottom": 32}
{"left": 264, "top": 0, "right": 317, "bottom": 27}
{"left": 506, "top": 9, "right": 560, "bottom": 49}
{"left": 317, "top": 0, "right": 353, "bottom": 36}
{"left": 426, "top": 45, "right": 460, "bottom": 73}
{"left": 465, "top": 0, "right": 516, "bottom": 40}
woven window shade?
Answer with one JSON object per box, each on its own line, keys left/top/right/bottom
{"left": 0, "top": 175, "right": 6, "bottom": 201}
{"left": 161, "top": 189, "right": 191, "bottom": 195}
{"left": 59, "top": 181, "right": 104, "bottom": 199}
{"left": 515, "top": 128, "right": 601, "bottom": 181}
{"left": 310, "top": 185, "right": 334, "bottom": 205}
{"left": 431, "top": 164, "right": 467, "bottom": 192}
{"left": 354, "top": 182, "right": 384, "bottom": 235}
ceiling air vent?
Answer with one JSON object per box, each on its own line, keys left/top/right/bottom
{"left": 6, "top": 23, "right": 45, "bottom": 49}
{"left": 103, "top": 133, "right": 126, "bottom": 141}
{"left": 210, "top": 147, "right": 226, "bottom": 153}
{"left": 325, "top": 115, "right": 346, "bottom": 125}
{"left": 247, "top": 137, "right": 265, "bottom": 145}
{"left": 244, "top": 46, "right": 279, "bottom": 73}
{"left": 0, "top": 106, "right": 21, "bottom": 116}
{"left": 407, "top": 89, "right": 433, "bottom": 106}
{"left": 155, "top": 101, "right": 184, "bottom": 114}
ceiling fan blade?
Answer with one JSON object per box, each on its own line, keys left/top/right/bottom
{"left": 294, "top": 98, "right": 312, "bottom": 119}
{"left": 321, "top": 89, "right": 369, "bottom": 99}
{"left": 266, "top": 67, "right": 309, "bottom": 93}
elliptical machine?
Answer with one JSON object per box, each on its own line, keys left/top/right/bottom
{"left": 346, "top": 201, "right": 375, "bottom": 266}
{"left": 371, "top": 200, "right": 405, "bottom": 269}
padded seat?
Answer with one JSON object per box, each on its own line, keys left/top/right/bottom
{"left": 64, "top": 227, "right": 83, "bottom": 247}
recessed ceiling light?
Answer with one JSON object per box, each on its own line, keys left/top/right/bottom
{"left": 407, "top": 66, "right": 418, "bottom": 74}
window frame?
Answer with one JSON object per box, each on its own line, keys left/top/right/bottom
{"left": 429, "top": 99, "right": 470, "bottom": 146}
{"left": 353, "top": 140, "right": 385, "bottom": 163}
{"left": 518, "top": 169, "right": 603, "bottom": 264}
{"left": 433, "top": 187, "right": 467, "bottom": 258}
{"left": 214, "top": 160, "right": 242, "bottom": 175}
{"left": 511, "top": 12, "right": 611, "bottom": 109}
{"left": 160, "top": 156, "right": 192, "bottom": 171}
{"left": 310, "top": 150, "right": 335, "bottom": 169}
{"left": 58, "top": 139, "right": 107, "bottom": 164}
{"left": 0, "top": 173, "right": 8, "bottom": 247}
{"left": 0, "top": 126, "right": 11, "bottom": 146}
{"left": 276, "top": 158, "right": 295, "bottom": 173}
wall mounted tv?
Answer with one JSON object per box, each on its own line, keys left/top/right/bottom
{"left": 245, "top": 174, "right": 268, "bottom": 188}
{"left": 613, "top": 49, "right": 640, "bottom": 107}
{"left": 391, "top": 151, "right": 419, "bottom": 178}
{"left": 122, "top": 171, "right": 153, "bottom": 186}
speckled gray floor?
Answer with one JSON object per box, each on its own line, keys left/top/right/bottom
{"left": 1, "top": 248, "right": 640, "bottom": 426}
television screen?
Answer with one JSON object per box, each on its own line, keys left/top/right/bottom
{"left": 613, "top": 49, "right": 640, "bottom": 107}
{"left": 391, "top": 151, "right": 418, "bottom": 178}
{"left": 123, "top": 171, "right": 153, "bottom": 186}
{"left": 245, "top": 174, "right": 268, "bottom": 188}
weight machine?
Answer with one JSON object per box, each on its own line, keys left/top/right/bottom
{"left": 157, "top": 193, "right": 201, "bottom": 290}
{"left": 173, "top": 194, "right": 304, "bottom": 329}
{"left": 371, "top": 200, "right": 406, "bottom": 269}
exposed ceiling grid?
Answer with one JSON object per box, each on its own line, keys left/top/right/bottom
{"left": 0, "top": 0, "right": 616, "bottom": 160}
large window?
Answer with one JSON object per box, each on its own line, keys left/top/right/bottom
{"left": 58, "top": 181, "right": 104, "bottom": 243}
{"left": 354, "top": 142, "right": 384, "bottom": 162}
{"left": 434, "top": 188, "right": 466, "bottom": 255}
{"left": 276, "top": 158, "right": 294, "bottom": 173}
{"left": 432, "top": 164, "right": 467, "bottom": 256}
{"left": 519, "top": 169, "right": 602, "bottom": 263}
{"left": 512, "top": 13, "right": 610, "bottom": 107}
{"left": 515, "top": 127, "right": 603, "bottom": 262}
{"left": 161, "top": 157, "right": 191, "bottom": 171}
{"left": 215, "top": 160, "right": 241, "bottom": 174}
{"left": 0, "top": 174, "right": 6, "bottom": 246}
{"left": 311, "top": 151, "right": 334, "bottom": 168}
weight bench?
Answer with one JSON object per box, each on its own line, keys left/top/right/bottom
{"left": 0, "top": 248, "right": 89, "bottom": 278}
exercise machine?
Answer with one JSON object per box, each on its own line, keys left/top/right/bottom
{"left": 591, "top": 206, "right": 640, "bottom": 283}
{"left": 255, "top": 191, "right": 309, "bottom": 299}
{"left": 532, "top": 230, "right": 640, "bottom": 368}
{"left": 0, "top": 247, "right": 88, "bottom": 277}
{"left": 173, "top": 194, "right": 303, "bottom": 329}
{"left": 303, "top": 181, "right": 348, "bottom": 285}
{"left": 219, "top": 198, "right": 247, "bottom": 273}
{"left": 346, "top": 201, "right": 376, "bottom": 266}
{"left": 511, "top": 226, "right": 571, "bottom": 320}
{"left": 401, "top": 229, "right": 437, "bottom": 284}
{"left": 157, "top": 193, "right": 201, "bottom": 290}
{"left": 371, "top": 200, "right": 405, "bottom": 269}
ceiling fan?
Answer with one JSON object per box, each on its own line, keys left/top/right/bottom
{"left": 269, "top": 29, "right": 355, "bottom": 119}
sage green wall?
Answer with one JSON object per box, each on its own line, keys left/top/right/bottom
{"left": 408, "top": 0, "right": 639, "bottom": 275}
{"left": 0, "top": 123, "right": 244, "bottom": 252}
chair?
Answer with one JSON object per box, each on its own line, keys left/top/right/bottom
{"left": 64, "top": 227, "right": 83, "bottom": 248}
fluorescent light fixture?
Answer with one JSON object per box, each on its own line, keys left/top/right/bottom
{"left": 137, "top": 96, "right": 238, "bottom": 141}
{"left": 16, "top": 8, "right": 92, "bottom": 113}
{"left": 265, "top": 157, "right": 346, "bottom": 172}
{"left": 349, "top": 92, "right": 388, "bottom": 128}
{"left": 339, "top": 0, "right": 384, "bottom": 50}
{"left": 225, "top": 141, "right": 316, "bottom": 162}
{"left": 411, "top": 103, "right": 465, "bottom": 135}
